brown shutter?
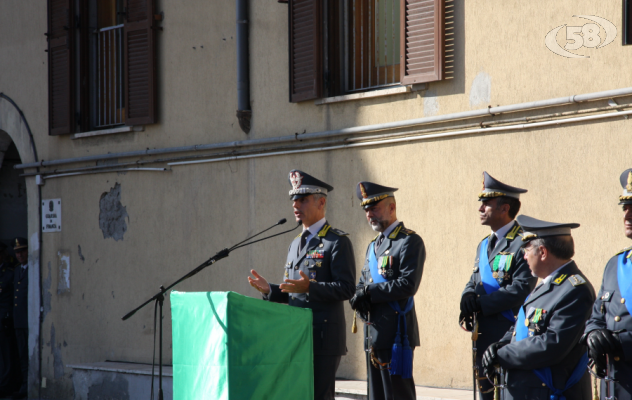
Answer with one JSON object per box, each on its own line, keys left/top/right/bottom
{"left": 400, "top": 0, "right": 443, "bottom": 85}
{"left": 289, "top": 0, "right": 322, "bottom": 102}
{"left": 124, "top": 0, "right": 157, "bottom": 125}
{"left": 48, "top": 0, "right": 75, "bottom": 135}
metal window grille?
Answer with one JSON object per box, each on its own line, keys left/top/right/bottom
{"left": 346, "top": 0, "right": 401, "bottom": 93}
{"left": 96, "top": 24, "right": 125, "bottom": 128}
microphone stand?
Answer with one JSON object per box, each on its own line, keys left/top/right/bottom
{"left": 121, "top": 219, "right": 301, "bottom": 400}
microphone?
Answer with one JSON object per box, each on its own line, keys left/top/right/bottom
{"left": 228, "top": 218, "right": 289, "bottom": 252}
{"left": 231, "top": 220, "right": 301, "bottom": 251}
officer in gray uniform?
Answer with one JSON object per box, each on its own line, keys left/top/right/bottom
{"left": 460, "top": 172, "right": 537, "bottom": 400}
{"left": 0, "top": 243, "right": 16, "bottom": 397}
{"left": 248, "top": 170, "right": 356, "bottom": 400}
{"left": 582, "top": 168, "right": 632, "bottom": 400}
{"left": 482, "top": 215, "right": 595, "bottom": 400}
{"left": 12, "top": 237, "right": 28, "bottom": 400}
{"left": 350, "top": 182, "right": 425, "bottom": 400}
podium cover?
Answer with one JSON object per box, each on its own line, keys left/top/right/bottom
{"left": 171, "top": 291, "right": 314, "bottom": 400}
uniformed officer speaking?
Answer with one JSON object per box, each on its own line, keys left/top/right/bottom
{"left": 349, "top": 182, "right": 425, "bottom": 400}
{"left": 13, "top": 238, "right": 28, "bottom": 400}
{"left": 248, "top": 170, "right": 356, "bottom": 400}
{"left": 459, "top": 172, "right": 536, "bottom": 400}
{"left": 582, "top": 168, "right": 632, "bottom": 400}
{"left": 482, "top": 215, "right": 595, "bottom": 400}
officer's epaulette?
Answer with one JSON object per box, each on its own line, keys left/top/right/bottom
{"left": 400, "top": 227, "right": 415, "bottom": 236}
{"left": 552, "top": 274, "right": 568, "bottom": 285}
{"left": 388, "top": 225, "right": 402, "bottom": 239}
{"left": 615, "top": 245, "right": 632, "bottom": 256}
{"left": 506, "top": 225, "right": 522, "bottom": 240}
{"left": 329, "top": 227, "right": 349, "bottom": 236}
{"left": 317, "top": 224, "right": 332, "bottom": 237}
{"left": 568, "top": 275, "right": 587, "bottom": 287}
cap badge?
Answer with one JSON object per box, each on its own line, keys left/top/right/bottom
{"left": 15, "top": 239, "right": 19, "bottom": 246}
{"left": 290, "top": 171, "right": 303, "bottom": 190}
{"left": 359, "top": 183, "right": 368, "bottom": 199}
{"left": 627, "top": 172, "right": 632, "bottom": 192}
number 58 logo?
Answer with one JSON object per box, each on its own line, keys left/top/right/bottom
{"left": 545, "top": 15, "right": 617, "bottom": 58}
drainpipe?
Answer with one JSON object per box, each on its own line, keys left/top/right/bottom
{"left": 236, "top": 0, "right": 251, "bottom": 133}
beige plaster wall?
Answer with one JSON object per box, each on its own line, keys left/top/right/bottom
{"left": 1, "top": 0, "right": 632, "bottom": 395}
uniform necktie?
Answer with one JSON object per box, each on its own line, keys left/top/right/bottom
{"left": 375, "top": 234, "right": 384, "bottom": 253}
{"left": 299, "top": 230, "right": 310, "bottom": 254}
{"left": 487, "top": 234, "right": 497, "bottom": 258}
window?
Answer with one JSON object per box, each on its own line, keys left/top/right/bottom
{"left": 47, "top": 0, "right": 159, "bottom": 135}
{"left": 288, "top": 0, "right": 453, "bottom": 102}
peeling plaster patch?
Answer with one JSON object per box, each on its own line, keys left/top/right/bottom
{"left": 43, "top": 262, "right": 52, "bottom": 320}
{"left": 469, "top": 71, "right": 491, "bottom": 108}
{"left": 87, "top": 374, "right": 130, "bottom": 400}
{"left": 78, "top": 245, "right": 85, "bottom": 262}
{"left": 50, "top": 324, "right": 64, "bottom": 380}
{"left": 57, "top": 250, "right": 70, "bottom": 294}
{"left": 99, "top": 183, "right": 128, "bottom": 241}
{"left": 29, "top": 232, "right": 39, "bottom": 251}
{"left": 423, "top": 90, "right": 439, "bottom": 117}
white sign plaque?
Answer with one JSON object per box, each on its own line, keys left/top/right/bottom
{"left": 42, "top": 199, "right": 62, "bottom": 232}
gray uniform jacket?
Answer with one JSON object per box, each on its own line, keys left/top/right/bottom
{"left": 497, "top": 262, "right": 595, "bottom": 400}
{"left": 13, "top": 265, "right": 27, "bottom": 330}
{"left": 358, "top": 222, "right": 425, "bottom": 349}
{"left": 462, "top": 222, "right": 537, "bottom": 354}
{"left": 584, "top": 248, "right": 632, "bottom": 400}
{"left": 266, "top": 222, "right": 356, "bottom": 356}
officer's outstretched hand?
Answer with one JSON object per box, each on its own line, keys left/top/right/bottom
{"left": 248, "top": 270, "right": 271, "bottom": 295}
{"left": 586, "top": 329, "right": 624, "bottom": 362}
{"left": 280, "top": 270, "right": 310, "bottom": 293}
{"left": 482, "top": 342, "right": 506, "bottom": 378}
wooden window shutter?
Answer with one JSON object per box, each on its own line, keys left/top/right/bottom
{"left": 400, "top": 0, "right": 443, "bottom": 85}
{"left": 124, "top": 0, "right": 157, "bottom": 125}
{"left": 289, "top": 0, "right": 322, "bottom": 103}
{"left": 48, "top": 0, "right": 75, "bottom": 135}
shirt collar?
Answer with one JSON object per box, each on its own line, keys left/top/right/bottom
{"left": 21, "top": 263, "right": 28, "bottom": 270}
{"left": 542, "top": 260, "right": 572, "bottom": 285}
{"left": 381, "top": 220, "right": 400, "bottom": 239}
{"left": 303, "top": 217, "right": 327, "bottom": 239}
{"left": 492, "top": 220, "right": 515, "bottom": 239}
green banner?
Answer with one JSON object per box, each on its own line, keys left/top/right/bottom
{"left": 171, "top": 291, "right": 314, "bottom": 400}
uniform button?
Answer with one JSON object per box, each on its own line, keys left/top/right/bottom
{"left": 15, "top": 296, "right": 17, "bottom": 299}
{"left": 512, "top": 332, "right": 516, "bottom": 336}
{"left": 369, "top": 279, "right": 373, "bottom": 283}
{"left": 324, "top": 320, "right": 327, "bottom": 322}
{"left": 15, "top": 289, "right": 18, "bottom": 292}
{"left": 621, "top": 298, "right": 626, "bottom": 304}
{"left": 615, "top": 316, "right": 621, "bottom": 322}
{"left": 614, "top": 356, "right": 621, "bottom": 361}
{"left": 542, "top": 383, "right": 546, "bottom": 387}
{"left": 479, "top": 282, "right": 483, "bottom": 286}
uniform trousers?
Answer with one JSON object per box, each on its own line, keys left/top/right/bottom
{"left": 314, "top": 355, "right": 341, "bottom": 400}
{"left": 0, "top": 325, "right": 17, "bottom": 393}
{"left": 14, "top": 328, "right": 27, "bottom": 395}
{"left": 368, "top": 348, "right": 416, "bottom": 400}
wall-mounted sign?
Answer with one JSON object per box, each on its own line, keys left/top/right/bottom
{"left": 42, "top": 199, "right": 61, "bottom": 232}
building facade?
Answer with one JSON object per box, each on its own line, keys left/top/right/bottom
{"left": 1, "top": 0, "right": 632, "bottom": 398}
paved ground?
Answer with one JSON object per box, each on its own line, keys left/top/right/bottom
{"left": 335, "top": 380, "right": 474, "bottom": 400}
